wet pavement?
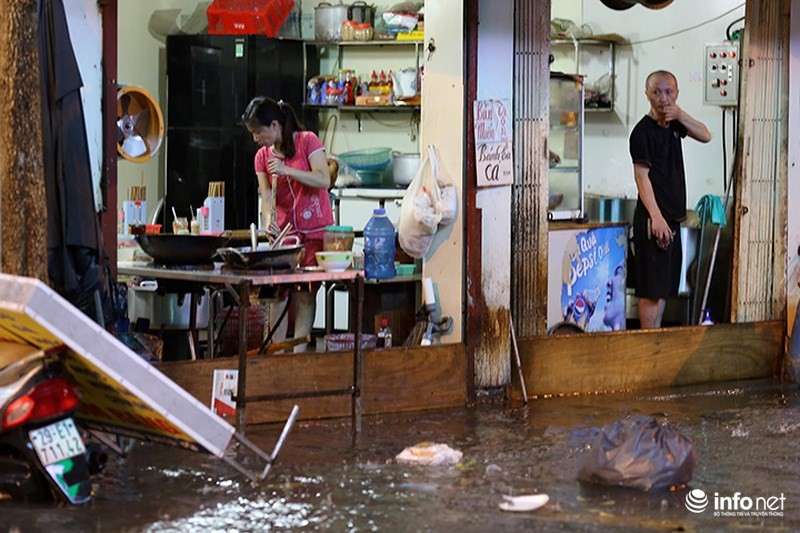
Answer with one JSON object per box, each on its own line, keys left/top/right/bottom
{"left": 3, "top": 378, "right": 800, "bottom": 532}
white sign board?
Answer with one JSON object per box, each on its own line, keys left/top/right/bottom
{"left": 474, "top": 99, "right": 514, "bottom": 187}
{"left": 212, "top": 369, "right": 238, "bottom": 418}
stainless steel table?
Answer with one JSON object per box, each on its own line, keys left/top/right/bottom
{"left": 118, "top": 262, "right": 365, "bottom": 432}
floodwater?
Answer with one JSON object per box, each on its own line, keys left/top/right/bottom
{"left": 4, "top": 379, "right": 800, "bottom": 532}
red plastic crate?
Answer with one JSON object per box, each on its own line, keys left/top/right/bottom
{"left": 207, "top": 0, "right": 294, "bottom": 37}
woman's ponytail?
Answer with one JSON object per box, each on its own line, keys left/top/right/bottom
{"left": 242, "top": 97, "right": 306, "bottom": 159}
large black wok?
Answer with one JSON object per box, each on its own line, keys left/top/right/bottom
{"left": 215, "top": 244, "right": 305, "bottom": 270}
{"left": 135, "top": 233, "right": 231, "bottom": 265}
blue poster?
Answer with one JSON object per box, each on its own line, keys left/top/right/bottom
{"left": 560, "top": 226, "right": 627, "bottom": 332}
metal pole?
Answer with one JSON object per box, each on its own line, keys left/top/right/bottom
{"left": 697, "top": 150, "right": 738, "bottom": 324}
{"left": 352, "top": 275, "right": 364, "bottom": 434}
{"left": 235, "top": 281, "right": 250, "bottom": 431}
{"left": 261, "top": 404, "right": 300, "bottom": 479}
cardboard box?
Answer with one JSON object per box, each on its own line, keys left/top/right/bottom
{"left": 356, "top": 94, "right": 392, "bottom": 106}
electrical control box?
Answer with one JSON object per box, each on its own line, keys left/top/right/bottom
{"left": 704, "top": 42, "right": 740, "bottom": 107}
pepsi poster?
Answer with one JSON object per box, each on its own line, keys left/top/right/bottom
{"left": 547, "top": 226, "right": 628, "bottom": 332}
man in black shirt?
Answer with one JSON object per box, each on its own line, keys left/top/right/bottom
{"left": 629, "top": 71, "right": 711, "bottom": 328}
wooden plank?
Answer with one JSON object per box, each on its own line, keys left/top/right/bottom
{"left": 464, "top": 0, "right": 479, "bottom": 403}
{"left": 158, "top": 343, "right": 466, "bottom": 425}
{"left": 514, "top": 321, "right": 783, "bottom": 397}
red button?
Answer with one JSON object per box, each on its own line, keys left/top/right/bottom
{"left": 721, "top": 80, "right": 727, "bottom": 85}
{"left": 730, "top": 51, "right": 736, "bottom": 58}
{"left": 720, "top": 52, "right": 727, "bottom": 58}
{"left": 710, "top": 52, "right": 717, "bottom": 58}
{"left": 721, "top": 90, "right": 728, "bottom": 97}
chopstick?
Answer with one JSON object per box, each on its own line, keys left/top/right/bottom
{"left": 127, "top": 185, "right": 146, "bottom": 202}
{"left": 207, "top": 181, "right": 225, "bottom": 197}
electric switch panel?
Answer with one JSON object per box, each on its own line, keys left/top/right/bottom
{"left": 704, "top": 42, "right": 740, "bottom": 106}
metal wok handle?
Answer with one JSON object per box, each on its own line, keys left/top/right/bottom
{"left": 217, "top": 247, "right": 246, "bottom": 261}
{"left": 280, "top": 234, "right": 301, "bottom": 247}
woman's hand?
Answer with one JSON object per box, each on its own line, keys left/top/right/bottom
{"left": 268, "top": 157, "right": 289, "bottom": 177}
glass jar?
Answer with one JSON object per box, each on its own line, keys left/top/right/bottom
{"left": 354, "top": 23, "right": 373, "bottom": 41}
{"left": 323, "top": 225, "right": 355, "bottom": 252}
{"left": 341, "top": 20, "right": 356, "bottom": 41}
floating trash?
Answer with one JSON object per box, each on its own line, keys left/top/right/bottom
{"left": 395, "top": 442, "right": 463, "bottom": 466}
{"left": 498, "top": 494, "right": 549, "bottom": 512}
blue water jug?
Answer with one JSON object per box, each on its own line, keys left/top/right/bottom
{"left": 363, "top": 208, "right": 396, "bottom": 279}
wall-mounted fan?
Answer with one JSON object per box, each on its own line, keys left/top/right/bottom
{"left": 116, "top": 85, "right": 164, "bottom": 163}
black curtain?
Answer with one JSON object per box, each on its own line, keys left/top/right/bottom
{"left": 38, "top": 0, "right": 108, "bottom": 321}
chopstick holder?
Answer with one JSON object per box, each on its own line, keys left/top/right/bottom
{"left": 204, "top": 181, "right": 225, "bottom": 232}
{"left": 122, "top": 185, "right": 147, "bottom": 235}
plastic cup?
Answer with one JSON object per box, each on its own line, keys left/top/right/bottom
{"left": 172, "top": 217, "right": 189, "bottom": 234}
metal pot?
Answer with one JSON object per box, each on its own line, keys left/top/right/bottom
{"left": 348, "top": 1, "right": 374, "bottom": 25}
{"left": 315, "top": 1, "right": 349, "bottom": 42}
{"left": 392, "top": 152, "right": 420, "bottom": 186}
{"left": 135, "top": 233, "right": 231, "bottom": 265}
{"left": 128, "top": 281, "right": 211, "bottom": 330}
{"left": 585, "top": 195, "right": 637, "bottom": 223}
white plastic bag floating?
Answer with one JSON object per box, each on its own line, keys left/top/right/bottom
{"left": 395, "top": 442, "right": 463, "bottom": 466}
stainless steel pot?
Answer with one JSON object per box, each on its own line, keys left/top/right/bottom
{"left": 392, "top": 152, "right": 420, "bottom": 186}
{"left": 585, "top": 195, "right": 637, "bottom": 223}
{"left": 128, "top": 281, "right": 210, "bottom": 330}
{"left": 315, "top": 1, "right": 349, "bottom": 42}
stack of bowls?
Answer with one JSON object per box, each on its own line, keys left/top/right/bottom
{"left": 338, "top": 147, "right": 391, "bottom": 186}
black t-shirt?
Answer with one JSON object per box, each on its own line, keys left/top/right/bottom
{"left": 629, "top": 115, "right": 688, "bottom": 222}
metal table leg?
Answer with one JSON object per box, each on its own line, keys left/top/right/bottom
{"left": 235, "top": 281, "right": 251, "bottom": 432}
{"left": 352, "top": 275, "right": 364, "bottom": 433}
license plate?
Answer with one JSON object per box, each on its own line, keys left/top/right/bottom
{"left": 29, "top": 418, "right": 86, "bottom": 466}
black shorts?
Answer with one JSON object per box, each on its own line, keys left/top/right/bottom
{"left": 631, "top": 207, "right": 682, "bottom": 300}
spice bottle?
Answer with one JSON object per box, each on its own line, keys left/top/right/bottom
{"left": 377, "top": 318, "right": 392, "bottom": 348}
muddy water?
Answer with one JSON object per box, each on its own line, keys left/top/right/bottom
{"left": 3, "top": 379, "right": 800, "bottom": 532}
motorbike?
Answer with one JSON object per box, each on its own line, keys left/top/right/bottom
{"left": 0, "top": 341, "right": 105, "bottom": 504}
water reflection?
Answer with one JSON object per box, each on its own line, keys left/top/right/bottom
{"left": 3, "top": 379, "right": 800, "bottom": 531}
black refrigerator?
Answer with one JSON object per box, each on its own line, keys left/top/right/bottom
{"left": 165, "top": 35, "right": 316, "bottom": 230}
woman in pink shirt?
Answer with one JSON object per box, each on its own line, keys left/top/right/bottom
{"left": 242, "top": 96, "right": 334, "bottom": 350}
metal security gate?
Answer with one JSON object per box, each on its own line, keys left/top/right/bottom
{"left": 511, "top": 0, "right": 550, "bottom": 337}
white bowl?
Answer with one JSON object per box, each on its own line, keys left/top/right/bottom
{"left": 315, "top": 251, "right": 353, "bottom": 272}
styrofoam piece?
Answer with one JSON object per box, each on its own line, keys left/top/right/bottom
{"left": 498, "top": 494, "right": 549, "bottom": 512}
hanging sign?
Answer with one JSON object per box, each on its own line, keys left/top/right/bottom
{"left": 474, "top": 99, "right": 514, "bottom": 187}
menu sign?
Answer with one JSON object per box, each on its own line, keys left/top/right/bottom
{"left": 474, "top": 99, "right": 514, "bottom": 187}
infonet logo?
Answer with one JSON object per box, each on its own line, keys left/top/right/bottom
{"left": 685, "top": 489, "right": 708, "bottom": 513}
{"left": 685, "top": 489, "right": 786, "bottom": 517}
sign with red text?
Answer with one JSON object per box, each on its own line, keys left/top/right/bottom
{"left": 474, "top": 99, "right": 514, "bottom": 187}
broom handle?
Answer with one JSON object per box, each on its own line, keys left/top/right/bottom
{"left": 510, "top": 317, "right": 528, "bottom": 403}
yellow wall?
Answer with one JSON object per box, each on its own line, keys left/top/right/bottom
{"left": 420, "top": 0, "right": 464, "bottom": 343}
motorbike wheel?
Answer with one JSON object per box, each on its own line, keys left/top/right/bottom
{"left": 0, "top": 448, "right": 58, "bottom": 503}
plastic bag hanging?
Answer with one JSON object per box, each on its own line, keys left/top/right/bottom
{"left": 397, "top": 149, "right": 443, "bottom": 258}
{"left": 429, "top": 145, "right": 458, "bottom": 227}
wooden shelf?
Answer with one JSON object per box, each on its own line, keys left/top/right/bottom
{"left": 304, "top": 40, "right": 423, "bottom": 47}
